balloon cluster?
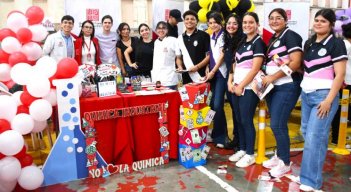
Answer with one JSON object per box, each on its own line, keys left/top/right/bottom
{"left": 334, "top": 8, "right": 351, "bottom": 36}
{"left": 0, "top": 6, "right": 79, "bottom": 191}
{"left": 189, "top": 0, "right": 255, "bottom": 23}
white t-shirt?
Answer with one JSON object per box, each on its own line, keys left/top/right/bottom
{"left": 151, "top": 36, "right": 181, "bottom": 86}
{"left": 344, "top": 39, "right": 351, "bottom": 85}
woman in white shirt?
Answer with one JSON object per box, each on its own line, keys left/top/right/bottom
{"left": 151, "top": 21, "right": 183, "bottom": 89}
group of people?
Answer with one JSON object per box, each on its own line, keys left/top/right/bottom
{"left": 41, "top": 7, "right": 351, "bottom": 191}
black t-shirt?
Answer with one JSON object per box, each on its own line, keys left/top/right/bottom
{"left": 167, "top": 22, "right": 178, "bottom": 38}
{"left": 181, "top": 29, "right": 210, "bottom": 84}
{"left": 131, "top": 39, "right": 155, "bottom": 76}
{"left": 116, "top": 36, "right": 138, "bottom": 64}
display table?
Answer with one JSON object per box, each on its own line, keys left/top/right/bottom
{"left": 79, "top": 91, "right": 181, "bottom": 165}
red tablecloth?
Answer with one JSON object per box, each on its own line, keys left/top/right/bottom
{"left": 79, "top": 91, "right": 181, "bottom": 164}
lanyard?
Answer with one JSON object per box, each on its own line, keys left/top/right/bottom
{"left": 84, "top": 39, "right": 92, "bottom": 53}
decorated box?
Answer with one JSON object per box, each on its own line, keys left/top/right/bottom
{"left": 178, "top": 126, "right": 207, "bottom": 148}
{"left": 179, "top": 106, "right": 215, "bottom": 128}
{"left": 180, "top": 83, "right": 210, "bottom": 110}
{"left": 178, "top": 143, "right": 210, "bottom": 169}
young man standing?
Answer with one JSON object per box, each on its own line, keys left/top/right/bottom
{"left": 167, "top": 9, "right": 183, "bottom": 38}
{"left": 43, "top": 15, "right": 75, "bottom": 62}
{"left": 177, "top": 10, "right": 210, "bottom": 84}
{"left": 95, "top": 15, "right": 125, "bottom": 75}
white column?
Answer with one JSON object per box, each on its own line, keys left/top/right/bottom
{"left": 133, "top": 0, "right": 148, "bottom": 28}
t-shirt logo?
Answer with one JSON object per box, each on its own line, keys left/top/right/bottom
{"left": 273, "top": 40, "right": 280, "bottom": 48}
{"left": 318, "top": 48, "right": 327, "bottom": 56}
{"left": 193, "top": 40, "right": 198, "bottom": 47}
{"left": 247, "top": 45, "right": 251, "bottom": 50}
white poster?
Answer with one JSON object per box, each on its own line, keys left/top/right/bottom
{"left": 152, "top": 0, "right": 184, "bottom": 35}
{"left": 263, "top": 2, "right": 310, "bottom": 44}
{"left": 65, "top": 0, "right": 121, "bottom": 35}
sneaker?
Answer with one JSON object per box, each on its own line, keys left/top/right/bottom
{"left": 228, "top": 150, "right": 246, "bottom": 162}
{"left": 269, "top": 160, "right": 291, "bottom": 178}
{"left": 216, "top": 143, "right": 224, "bottom": 148}
{"left": 299, "top": 184, "right": 315, "bottom": 191}
{"left": 236, "top": 154, "right": 255, "bottom": 168}
{"left": 262, "top": 155, "right": 280, "bottom": 169}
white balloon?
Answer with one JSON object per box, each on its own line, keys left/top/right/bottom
{"left": 0, "top": 156, "right": 21, "bottom": 182}
{"left": 10, "top": 63, "right": 33, "bottom": 85}
{"left": 27, "top": 76, "right": 50, "bottom": 98}
{"left": 32, "top": 120, "right": 47, "bottom": 133}
{"left": 0, "top": 95, "right": 17, "bottom": 122}
{"left": 18, "top": 165, "right": 44, "bottom": 190}
{"left": 21, "top": 42, "right": 42, "bottom": 61}
{"left": 0, "top": 178, "right": 17, "bottom": 192}
{"left": 1, "top": 37, "right": 21, "bottom": 54}
{"left": 29, "top": 99, "right": 52, "bottom": 121}
{"left": 42, "top": 88, "right": 57, "bottom": 106}
{"left": 11, "top": 91, "right": 23, "bottom": 106}
{"left": 0, "top": 64, "right": 11, "bottom": 82}
{"left": 11, "top": 113, "right": 34, "bottom": 135}
{"left": 34, "top": 56, "right": 57, "bottom": 78}
{"left": 0, "top": 130, "right": 24, "bottom": 156}
{"left": 28, "top": 24, "right": 48, "bottom": 42}
{"left": 6, "top": 12, "right": 28, "bottom": 33}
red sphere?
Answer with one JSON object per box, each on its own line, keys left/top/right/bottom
{"left": 0, "top": 119, "right": 11, "bottom": 133}
{"left": 25, "top": 6, "right": 44, "bottom": 25}
{"left": 17, "top": 105, "right": 29, "bottom": 114}
{"left": 8, "top": 52, "right": 28, "bottom": 66}
{"left": 20, "top": 90, "right": 39, "bottom": 107}
{"left": 19, "top": 154, "right": 33, "bottom": 167}
{"left": 0, "top": 49, "right": 10, "bottom": 63}
{"left": 16, "top": 28, "right": 33, "bottom": 44}
{"left": 14, "top": 146, "right": 27, "bottom": 159}
{"left": 0, "top": 28, "right": 16, "bottom": 42}
{"left": 55, "top": 58, "right": 79, "bottom": 79}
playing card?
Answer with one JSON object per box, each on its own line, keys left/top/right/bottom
{"left": 201, "top": 145, "right": 211, "bottom": 159}
{"left": 190, "top": 129, "right": 201, "bottom": 144}
{"left": 204, "top": 110, "right": 216, "bottom": 124}
{"left": 179, "top": 87, "right": 189, "bottom": 101}
{"left": 159, "top": 126, "right": 169, "bottom": 137}
{"left": 192, "top": 149, "right": 201, "bottom": 162}
{"left": 179, "top": 148, "right": 186, "bottom": 162}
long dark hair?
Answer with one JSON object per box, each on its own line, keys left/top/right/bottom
{"left": 304, "top": 9, "right": 336, "bottom": 52}
{"left": 223, "top": 14, "right": 244, "bottom": 54}
{"left": 138, "top": 23, "right": 150, "bottom": 41}
{"left": 78, "top": 20, "right": 95, "bottom": 38}
{"left": 117, "top": 22, "right": 130, "bottom": 40}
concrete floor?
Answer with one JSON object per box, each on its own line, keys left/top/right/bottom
{"left": 18, "top": 104, "right": 351, "bottom": 192}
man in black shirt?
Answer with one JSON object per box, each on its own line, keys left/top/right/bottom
{"left": 177, "top": 10, "right": 210, "bottom": 84}
{"left": 167, "top": 9, "right": 183, "bottom": 38}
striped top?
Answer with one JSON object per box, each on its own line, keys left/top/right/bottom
{"left": 301, "top": 34, "right": 347, "bottom": 92}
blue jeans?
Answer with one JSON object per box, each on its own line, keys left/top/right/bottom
{"left": 232, "top": 90, "right": 259, "bottom": 155}
{"left": 210, "top": 76, "right": 227, "bottom": 144}
{"left": 300, "top": 90, "right": 339, "bottom": 189}
{"left": 227, "top": 90, "right": 239, "bottom": 147}
{"left": 266, "top": 81, "right": 301, "bottom": 165}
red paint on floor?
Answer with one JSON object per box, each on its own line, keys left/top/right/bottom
{"left": 117, "top": 175, "right": 159, "bottom": 191}
{"left": 177, "top": 169, "right": 193, "bottom": 175}
{"left": 225, "top": 173, "right": 233, "bottom": 180}
{"left": 178, "top": 180, "right": 186, "bottom": 190}
{"left": 195, "top": 185, "right": 204, "bottom": 188}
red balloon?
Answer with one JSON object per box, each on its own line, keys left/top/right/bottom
{"left": 19, "top": 154, "right": 33, "bottom": 167}
{"left": 0, "top": 153, "right": 5, "bottom": 160}
{"left": 17, "top": 105, "right": 29, "bottom": 114}
{"left": 0, "top": 28, "right": 16, "bottom": 41}
{"left": 16, "top": 28, "right": 33, "bottom": 44}
{"left": 20, "top": 90, "right": 39, "bottom": 107}
{"left": 0, "top": 119, "right": 11, "bottom": 133}
{"left": 25, "top": 6, "right": 44, "bottom": 25}
{"left": 8, "top": 51, "right": 28, "bottom": 66}
{"left": 55, "top": 58, "right": 79, "bottom": 79}
{"left": 14, "top": 146, "right": 27, "bottom": 159}
{"left": 0, "top": 49, "right": 10, "bottom": 63}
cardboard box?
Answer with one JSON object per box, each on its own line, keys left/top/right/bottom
{"left": 182, "top": 83, "right": 210, "bottom": 110}
{"left": 180, "top": 106, "right": 212, "bottom": 128}
{"left": 179, "top": 126, "right": 207, "bottom": 148}
{"left": 178, "top": 143, "right": 208, "bottom": 169}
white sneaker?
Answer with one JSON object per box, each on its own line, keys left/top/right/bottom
{"left": 299, "top": 184, "right": 315, "bottom": 191}
{"left": 236, "top": 154, "right": 255, "bottom": 168}
{"left": 228, "top": 150, "right": 246, "bottom": 162}
{"left": 216, "top": 143, "right": 224, "bottom": 148}
{"left": 269, "top": 160, "right": 291, "bottom": 178}
{"left": 262, "top": 155, "right": 280, "bottom": 169}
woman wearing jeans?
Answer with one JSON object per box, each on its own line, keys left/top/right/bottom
{"left": 299, "top": 9, "right": 347, "bottom": 191}
{"left": 228, "top": 12, "right": 266, "bottom": 168}
{"left": 261, "top": 8, "right": 303, "bottom": 177}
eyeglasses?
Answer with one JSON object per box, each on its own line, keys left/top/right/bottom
{"left": 269, "top": 17, "right": 284, "bottom": 22}
{"left": 83, "top": 26, "right": 93, "bottom": 29}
